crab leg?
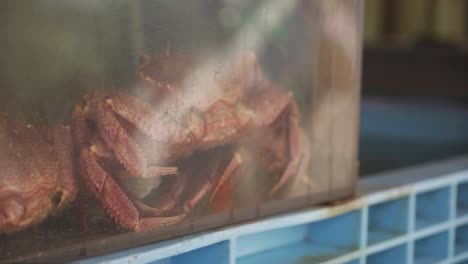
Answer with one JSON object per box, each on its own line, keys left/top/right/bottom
{"left": 210, "top": 151, "right": 243, "bottom": 201}
{"left": 94, "top": 101, "right": 177, "bottom": 178}
{"left": 80, "top": 147, "right": 139, "bottom": 230}
{"left": 137, "top": 214, "right": 187, "bottom": 231}
{"left": 102, "top": 93, "right": 211, "bottom": 163}
{"left": 243, "top": 83, "right": 307, "bottom": 196}
{"left": 183, "top": 152, "right": 242, "bottom": 212}
{"left": 251, "top": 87, "right": 294, "bottom": 128}
{"left": 269, "top": 102, "right": 309, "bottom": 196}
{"left": 104, "top": 92, "right": 190, "bottom": 145}
{"left": 291, "top": 130, "right": 312, "bottom": 188}
{"left": 79, "top": 147, "right": 186, "bottom": 231}
{"left": 130, "top": 149, "right": 243, "bottom": 220}
{"left": 132, "top": 172, "right": 187, "bottom": 215}
{"left": 72, "top": 104, "right": 93, "bottom": 149}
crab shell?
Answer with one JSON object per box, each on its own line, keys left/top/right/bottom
{"left": 0, "top": 114, "right": 77, "bottom": 234}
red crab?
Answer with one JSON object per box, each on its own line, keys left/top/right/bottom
{"left": 72, "top": 52, "right": 310, "bottom": 231}
{"left": 138, "top": 52, "right": 311, "bottom": 197}
{"left": 0, "top": 113, "right": 77, "bottom": 234}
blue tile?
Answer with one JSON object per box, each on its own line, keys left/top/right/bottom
{"left": 416, "top": 187, "right": 450, "bottom": 230}
{"left": 367, "top": 244, "right": 407, "bottom": 264}
{"left": 368, "top": 197, "right": 409, "bottom": 245}
{"left": 456, "top": 224, "right": 468, "bottom": 256}
{"left": 458, "top": 182, "right": 468, "bottom": 217}
{"left": 414, "top": 231, "right": 449, "bottom": 264}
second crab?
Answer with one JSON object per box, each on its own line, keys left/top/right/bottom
{"left": 72, "top": 52, "right": 311, "bottom": 231}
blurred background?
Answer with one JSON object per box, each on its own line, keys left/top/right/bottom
{"left": 360, "top": 0, "right": 468, "bottom": 175}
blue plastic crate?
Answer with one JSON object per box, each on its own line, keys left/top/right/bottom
{"left": 236, "top": 211, "right": 360, "bottom": 264}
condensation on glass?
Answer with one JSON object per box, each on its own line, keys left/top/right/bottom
{"left": 0, "top": 0, "right": 362, "bottom": 261}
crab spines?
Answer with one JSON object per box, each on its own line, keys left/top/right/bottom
{"left": 79, "top": 148, "right": 106, "bottom": 197}
{"left": 95, "top": 100, "right": 145, "bottom": 176}
{"left": 101, "top": 168, "right": 141, "bottom": 231}
{"left": 79, "top": 146, "right": 140, "bottom": 231}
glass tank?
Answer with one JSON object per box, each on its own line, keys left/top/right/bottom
{"left": 0, "top": 0, "right": 362, "bottom": 261}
